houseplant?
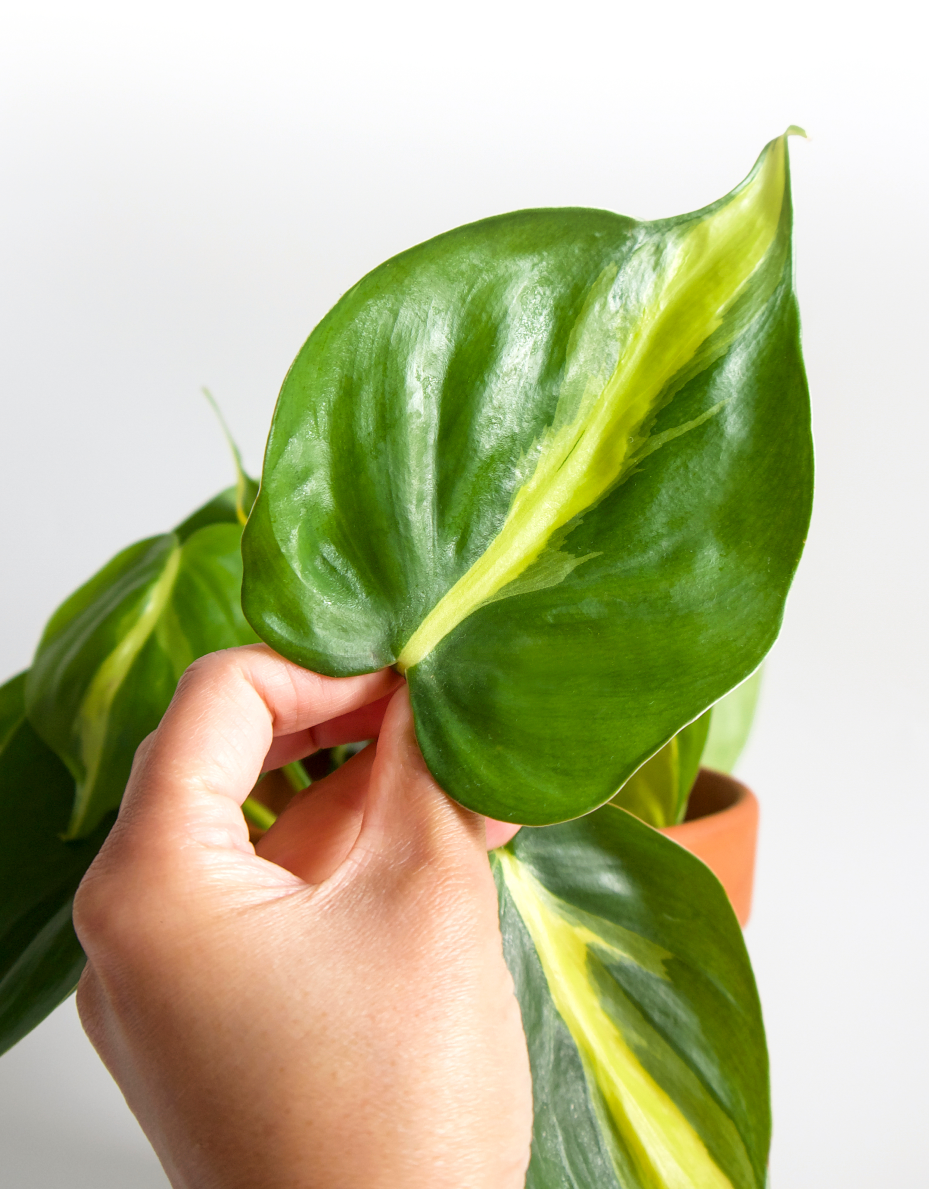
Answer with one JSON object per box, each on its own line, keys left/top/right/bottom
{"left": 0, "top": 128, "right": 811, "bottom": 1188}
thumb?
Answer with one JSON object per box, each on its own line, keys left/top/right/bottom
{"left": 353, "top": 685, "right": 489, "bottom": 872}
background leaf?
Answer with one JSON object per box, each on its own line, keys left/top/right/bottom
{"left": 173, "top": 476, "right": 259, "bottom": 543}
{"left": 496, "top": 805, "right": 770, "bottom": 1188}
{"left": 26, "top": 488, "right": 259, "bottom": 838}
{"left": 609, "top": 710, "right": 711, "bottom": 827}
{"left": 613, "top": 669, "right": 761, "bottom": 827}
{"left": 0, "top": 673, "right": 110, "bottom": 1057}
{"left": 702, "top": 669, "right": 763, "bottom": 775}
{"left": 0, "top": 671, "right": 26, "bottom": 754}
{"left": 243, "top": 132, "right": 812, "bottom": 824}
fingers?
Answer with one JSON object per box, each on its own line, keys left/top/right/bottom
{"left": 256, "top": 707, "right": 520, "bottom": 886}
{"left": 256, "top": 745, "right": 375, "bottom": 883}
{"left": 484, "top": 818, "right": 522, "bottom": 849}
{"left": 85, "top": 638, "right": 517, "bottom": 922}
{"left": 313, "top": 692, "right": 397, "bottom": 748}
{"left": 261, "top": 689, "right": 398, "bottom": 772}
{"left": 110, "top": 644, "right": 398, "bottom": 856}
{"left": 350, "top": 686, "right": 488, "bottom": 872}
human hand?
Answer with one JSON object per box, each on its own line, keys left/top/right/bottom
{"left": 73, "top": 644, "right": 532, "bottom": 1189}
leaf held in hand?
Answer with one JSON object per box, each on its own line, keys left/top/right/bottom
{"left": 243, "top": 130, "right": 811, "bottom": 824}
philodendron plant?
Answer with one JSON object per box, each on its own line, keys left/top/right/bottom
{"left": 0, "top": 129, "right": 812, "bottom": 1188}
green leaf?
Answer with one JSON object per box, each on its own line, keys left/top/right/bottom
{"left": 0, "top": 673, "right": 111, "bottom": 1057}
{"left": 496, "top": 805, "right": 769, "bottom": 1188}
{"left": 242, "top": 131, "right": 812, "bottom": 824}
{"left": 610, "top": 710, "right": 711, "bottom": 828}
{"left": 0, "top": 471, "right": 271, "bottom": 1050}
{"left": 702, "top": 669, "right": 763, "bottom": 774}
{"left": 26, "top": 518, "right": 260, "bottom": 838}
{"left": 0, "top": 671, "right": 27, "bottom": 755}
{"left": 242, "top": 132, "right": 808, "bottom": 827}
{"left": 618, "top": 668, "right": 760, "bottom": 828}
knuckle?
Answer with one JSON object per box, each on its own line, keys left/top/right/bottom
{"left": 177, "top": 646, "right": 250, "bottom": 700}
{"left": 177, "top": 649, "right": 225, "bottom": 692}
{"left": 72, "top": 863, "right": 125, "bottom": 950}
{"left": 72, "top": 844, "right": 164, "bottom": 962}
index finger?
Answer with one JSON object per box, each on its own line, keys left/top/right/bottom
{"left": 115, "top": 644, "right": 399, "bottom": 850}
{"left": 261, "top": 690, "right": 398, "bottom": 773}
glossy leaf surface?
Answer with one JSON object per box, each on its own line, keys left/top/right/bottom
{"left": 26, "top": 486, "right": 259, "bottom": 838}
{"left": 243, "top": 131, "right": 812, "bottom": 824}
{"left": 496, "top": 806, "right": 769, "bottom": 1187}
{"left": 0, "top": 673, "right": 110, "bottom": 1056}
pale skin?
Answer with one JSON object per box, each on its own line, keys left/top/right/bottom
{"left": 73, "top": 644, "right": 533, "bottom": 1189}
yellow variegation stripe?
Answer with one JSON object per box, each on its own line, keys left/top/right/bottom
{"left": 397, "top": 134, "right": 792, "bottom": 672}
{"left": 498, "top": 850, "right": 734, "bottom": 1189}
{"left": 66, "top": 546, "right": 182, "bottom": 837}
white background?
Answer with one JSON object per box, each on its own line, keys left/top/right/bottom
{"left": 1, "top": 1, "right": 926, "bottom": 1184}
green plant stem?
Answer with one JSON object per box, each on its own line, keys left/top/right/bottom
{"left": 282, "top": 760, "right": 311, "bottom": 792}
{"left": 242, "top": 796, "right": 277, "bottom": 830}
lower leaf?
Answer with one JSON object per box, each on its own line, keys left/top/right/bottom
{"left": 495, "top": 805, "right": 770, "bottom": 1188}
{"left": 0, "top": 675, "right": 111, "bottom": 1056}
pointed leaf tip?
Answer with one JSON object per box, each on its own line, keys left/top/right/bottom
{"left": 785, "top": 124, "right": 808, "bottom": 139}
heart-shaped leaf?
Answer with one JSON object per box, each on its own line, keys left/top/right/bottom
{"left": 496, "top": 806, "right": 769, "bottom": 1187}
{"left": 242, "top": 130, "right": 812, "bottom": 824}
{"left": 26, "top": 485, "right": 260, "bottom": 838}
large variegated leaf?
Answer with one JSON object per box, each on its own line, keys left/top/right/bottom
{"left": 242, "top": 130, "right": 812, "bottom": 824}
{"left": 0, "top": 673, "right": 110, "bottom": 1056}
{"left": 26, "top": 484, "right": 260, "bottom": 838}
{"left": 496, "top": 806, "right": 769, "bottom": 1188}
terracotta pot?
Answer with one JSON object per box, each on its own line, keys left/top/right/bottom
{"left": 659, "top": 769, "right": 759, "bottom": 927}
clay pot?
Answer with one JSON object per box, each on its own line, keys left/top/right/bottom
{"left": 659, "top": 769, "right": 759, "bottom": 927}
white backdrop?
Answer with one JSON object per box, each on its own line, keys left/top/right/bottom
{"left": 1, "top": 1, "right": 926, "bottom": 1184}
